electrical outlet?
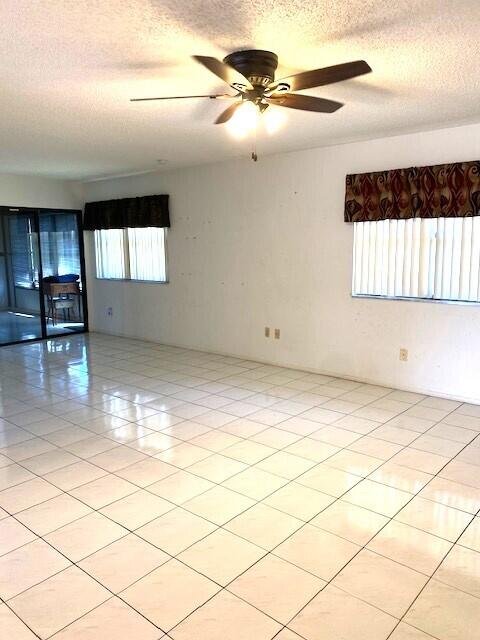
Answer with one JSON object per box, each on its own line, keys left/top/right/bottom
{"left": 264, "top": 327, "right": 270, "bottom": 338}
{"left": 274, "top": 328, "right": 280, "bottom": 340}
{"left": 399, "top": 348, "right": 408, "bottom": 361}
{"left": 106, "top": 307, "right": 113, "bottom": 317}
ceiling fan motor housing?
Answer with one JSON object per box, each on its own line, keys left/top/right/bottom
{"left": 224, "top": 49, "right": 278, "bottom": 88}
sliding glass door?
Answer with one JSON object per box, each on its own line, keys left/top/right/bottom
{"left": 39, "top": 211, "right": 86, "bottom": 337}
{"left": 0, "top": 207, "right": 87, "bottom": 346}
{"left": 0, "top": 211, "right": 43, "bottom": 344}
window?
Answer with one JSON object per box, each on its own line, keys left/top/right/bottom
{"left": 352, "top": 217, "right": 480, "bottom": 303}
{"left": 8, "top": 215, "right": 39, "bottom": 288}
{"left": 39, "top": 213, "right": 81, "bottom": 278}
{"left": 94, "top": 227, "right": 167, "bottom": 282}
{"left": 9, "top": 212, "right": 83, "bottom": 289}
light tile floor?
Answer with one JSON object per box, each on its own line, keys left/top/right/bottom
{"left": 0, "top": 333, "right": 479, "bottom": 640}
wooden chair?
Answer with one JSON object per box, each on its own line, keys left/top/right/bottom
{"left": 43, "top": 281, "right": 80, "bottom": 325}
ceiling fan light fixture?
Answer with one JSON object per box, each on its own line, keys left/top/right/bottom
{"left": 131, "top": 51, "right": 372, "bottom": 147}
{"left": 226, "top": 100, "right": 259, "bottom": 138}
{"left": 263, "top": 107, "right": 286, "bottom": 135}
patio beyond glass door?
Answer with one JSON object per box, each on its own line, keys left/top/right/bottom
{"left": 39, "top": 211, "right": 86, "bottom": 337}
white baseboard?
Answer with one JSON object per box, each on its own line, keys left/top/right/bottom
{"left": 88, "top": 328, "right": 480, "bottom": 406}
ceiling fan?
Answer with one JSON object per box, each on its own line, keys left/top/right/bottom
{"left": 131, "top": 50, "right": 371, "bottom": 159}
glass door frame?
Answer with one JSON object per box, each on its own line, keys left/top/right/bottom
{"left": 0, "top": 205, "right": 89, "bottom": 346}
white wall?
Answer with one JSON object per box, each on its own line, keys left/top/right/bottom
{"left": 83, "top": 122, "right": 480, "bottom": 403}
{"left": 0, "top": 174, "right": 83, "bottom": 210}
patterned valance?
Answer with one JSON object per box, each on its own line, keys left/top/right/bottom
{"left": 344, "top": 160, "right": 480, "bottom": 223}
{"left": 84, "top": 194, "right": 170, "bottom": 230}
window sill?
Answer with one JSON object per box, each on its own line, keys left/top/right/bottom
{"left": 352, "top": 294, "right": 480, "bottom": 306}
{"left": 15, "top": 284, "right": 38, "bottom": 290}
{"left": 95, "top": 277, "right": 169, "bottom": 285}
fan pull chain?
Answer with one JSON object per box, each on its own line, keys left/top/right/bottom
{"left": 251, "top": 121, "right": 258, "bottom": 162}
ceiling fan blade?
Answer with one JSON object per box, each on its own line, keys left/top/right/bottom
{"left": 130, "top": 93, "right": 236, "bottom": 102}
{"left": 274, "top": 60, "right": 372, "bottom": 92}
{"left": 193, "top": 55, "right": 253, "bottom": 89}
{"left": 214, "top": 101, "right": 243, "bottom": 124}
{"left": 267, "top": 93, "right": 343, "bottom": 113}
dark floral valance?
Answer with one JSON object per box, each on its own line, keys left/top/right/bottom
{"left": 83, "top": 194, "right": 170, "bottom": 230}
{"left": 344, "top": 160, "right": 480, "bottom": 223}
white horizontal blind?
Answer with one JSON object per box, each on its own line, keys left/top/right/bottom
{"left": 94, "top": 228, "right": 167, "bottom": 282}
{"left": 94, "top": 229, "right": 126, "bottom": 279}
{"left": 128, "top": 228, "right": 167, "bottom": 282}
{"left": 352, "top": 217, "right": 480, "bottom": 302}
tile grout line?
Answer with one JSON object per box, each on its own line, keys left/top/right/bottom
{"left": 1, "top": 383, "right": 476, "bottom": 571}
{"left": 164, "top": 401, "right": 480, "bottom": 639}
{"left": 1, "top": 377, "right": 446, "bottom": 559}
{"left": 279, "top": 426, "right": 480, "bottom": 639}
{"left": 0, "top": 335, "right": 479, "bottom": 640}
{"left": 384, "top": 503, "right": 480, "bottom": 639}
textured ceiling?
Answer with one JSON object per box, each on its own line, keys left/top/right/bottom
{"left": 1, "top": 0, "right": 479, "bottom": 180}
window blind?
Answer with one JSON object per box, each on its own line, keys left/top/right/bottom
{"left": 352, "top": 217, "right": 480, "bottom": 302}
{"left": 39, "top": 213, "right": 80, "bottom": 278}
{"left": 95, "top": 228, "right": 126, "bottom": 279}
{"left": 128, "top": 228, "right": 166, "bottom": 282}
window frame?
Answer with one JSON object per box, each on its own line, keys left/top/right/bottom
{"left": 93, "top": 227, "right": 169, "bottom": 284}
{"left": 352, "top": 292, "right": 480, "bottom": 306}
{"left": 351, "top": 217, "right": 480, "bottom": 306}
{"left": 0, "top": 205, "right": 89, "bottom": 345}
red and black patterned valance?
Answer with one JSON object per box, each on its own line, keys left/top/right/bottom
{"left": 344, "top": 160, "right": 480, "bottom": 223}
